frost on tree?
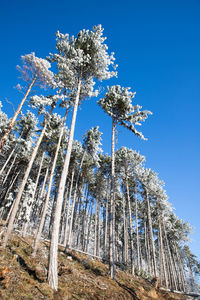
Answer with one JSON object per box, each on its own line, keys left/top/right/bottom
{"left": 48, "top": 24, "right": 117, "bottom": 291}
{"left": 0, "top": 52, "right": 55, "bottom": 153}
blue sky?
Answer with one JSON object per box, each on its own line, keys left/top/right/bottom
{"left": 0, "top": 0, "right": 200, "bottom": 259}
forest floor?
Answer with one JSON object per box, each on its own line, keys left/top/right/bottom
{"left": 0, "top": 232, "right": 196, "bottom": 300}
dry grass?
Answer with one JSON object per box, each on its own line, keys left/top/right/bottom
{"left": 0, "top": 233, "right": 190, "bottom": 300}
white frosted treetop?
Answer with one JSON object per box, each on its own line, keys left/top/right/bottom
{"left": 98, "top": 85, "right": 152, "bottom": 140}
{"left": 51, "top": 25, "right": 117, "bottom": 101}
{"left": 17, "top": 52, "right": 55, "bottom": 88}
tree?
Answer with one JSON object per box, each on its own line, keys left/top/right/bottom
{"left": 2, "top": 96, "right": 56, "bottom": 247}
{"left": 48, "top": 24, "right": 117, "bottom": 290}
{"left": 98, "top": 85, "right": 152, "bottom": 279}
{"left": 0, "top": 53, "right": 54, "bottom": 153}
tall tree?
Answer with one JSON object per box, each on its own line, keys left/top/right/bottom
{"left": 0, "top": 53, "right": 54, "bottom": 153}
{"left": 48, "top": 25, "right": 117, "bottom": 290}
{"left": 98, "top": 85, "right": 152, "bottom": 279}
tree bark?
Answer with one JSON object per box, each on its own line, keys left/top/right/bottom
{"left": 145, "top": 187, "right": 157, "bottom": 277}
{"left": 48, "top": 78, "right": 81, "bottom": 290}
{"left": 109, "top": 119, "right": 116, "bottom": 280}
{"left": 126, "top": 177, "right": 135, "bottom": 275}
{"left": 32, "top": 110, "right": 67, "bottom": 256}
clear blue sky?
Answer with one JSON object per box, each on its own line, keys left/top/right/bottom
{"left": 0, "top": 0, "right": 199, "bottom": 259}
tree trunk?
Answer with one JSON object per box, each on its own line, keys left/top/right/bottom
{"left": 109, "top": 119, "right": 116, "bottom": 280}
{"left": 2, "top": 154, "right": 18, "bottom": 185}
{"left": 122, "top": 186, "right": 128, "bottom": 265}
{"left": 48, "top": 78, "right": 81, "bottom": 290}
{"left": 159, "top": 216, "right": 168, "bottom": 288}
{"left": 32, "top": 110, "right": 67, "bottom": 256}
{"left": 22, "top": 153, "right": 46, "bottom": 236}
{"left": 63, "top": 168, "right": 75, "bottom": 246}
{"left": 163, "top": 222, "right": 178, "bottom": 290}
{"left": 0, "top": 76, "right": 37, "bottom": 153}
{"left": 145, "top": 187, "right": 157, "bottom": 277}
{"left": 134, "top": 187, "right": 141, "bottom": 272}
{"left": 2, "top": 105, "right": 53, "bottom": 248}
{"left": 0, "top": 144, "right": 18, "bottom": 177}
{"left": 85, "top": 201, "right": 93, "bottom": 253}
{"left": 126, "top": 177, "right": 135, "bottom": 275}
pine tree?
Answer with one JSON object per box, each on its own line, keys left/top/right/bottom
{"left": 0, "top": 53, "right": 54, "bottom": 153}
{"left": 48, "top": 24, "right": 116, "bottom": 290}
{"left": 98, "top": 85, "right": 151, "bottom": 279}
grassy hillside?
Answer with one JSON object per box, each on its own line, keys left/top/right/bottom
{"left": 0, "top": 233, "right": 194, "bottom": 300}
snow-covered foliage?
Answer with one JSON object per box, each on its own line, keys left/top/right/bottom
{"left": 17, "top": 52, "right": 55, "bottom": 88}
{"left": 98, "top": 85, "right": 152, "bottom": 140}
{"left": 50, "top": 24, "right": 117, "bottom": 103}
{"left": 115, "top": 146, "right": 145, "bottom": 178}
{"left": 82, "top": 126, "right": 102, "bottom": 165}
{"left": 0, "top": 101, "right": 9, "bottom": 136}
{"left": 18, "top": 179, "right": 36, "bottom": 226}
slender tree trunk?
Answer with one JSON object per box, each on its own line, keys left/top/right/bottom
{"left": 109, "top": 119, "right": 116, "bottom": 280}
{"left": 2, "top": 106, "right": 53, "bottom": 248}
{"left": 159, "top": 217, "right": 168, "bottom": 288}
{"left": 163, "top": 222, "right": 178, "bottom": 290}
{"left": 48, "top": 78, "right": 81, "bottom": 290}
{"left": 0, "top": 144, "right": 18, "bottom": 177}
{"left": 63, "top": 168, "right": 75, "bottom": 246}
{"left": 122, "top": 189, "right": 128, "bottom": 264}
{"left": 80, "top": 186, "right": 89, "bottom": 251}
{"left": 59, "top": 182, "right": 69, "bottom": 244}
{"left": 126, "top": 176, "right": 135, "bottom": 275}
{"left": 94, "top": 197, "right": 99, "bottom": 256}
{"left": 134, "top": 187, "right": 141, "bottom": 272}
{"left": 0, "top": 76, "right": 37, "bottom": 153}
{"left": 3, "top": 171, "right": 20, "bottom": 222}
{"left": 174, "top": 243, "right": 186, "bottom": 292}
{"left": 32, "top": 110, "right": 67, "bottom": 256}
{"left": 144, "top": 219, "right": 151, "bottom": 274}
{"left": 104, "top": 199, "right": 108, "bottom": 258}
{"left": 85, "top": 201, "right": 93, "bottom": 253}
{"left": 145, "top": 187, "right": 157, "bottom": 277}
{"left": 66, "top": 151, "right": 86, "bottom": 250}
{"left": 22, "top": 153, "right": 45, "bottom": 236}
{"left": 2, "top": 154, "right": 18, "bottom": 185}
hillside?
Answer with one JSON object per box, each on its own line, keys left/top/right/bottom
{"left": 0, "top": 233, "right": 196, "bottom": 300}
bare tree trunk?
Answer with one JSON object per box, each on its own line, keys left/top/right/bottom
{"left": 109, "top": 119, "right": 116, "bottom": 280}
{"left": 144, "top": 219, "right": 151, "bottom": 274}
{"left": 0, "top": 144, "right": 18, "bottom": 176}
{"left": 126, "top": 176, "right": 135, "bottom": 275}
{"left": 59, "top": 182, "right": 69, "bottom": 244}
{"left": 2, "top": 108, "right": 53, "bottom": 247}
{"left": 0, "top": 76, "right": 37, "bottom": 153}
{"left": 80, "top": 186, "right": 89, "bottom": 251}
{"left": 66, "top": 151, "right": 86, "bottom": 250}
{"left": 22, "top": 153, "right": 46, "bottom": 236}
{"left": 32, "top": 110, "right": 67, "bottom": 256}
{"left": 159, "top": 217, "right": 168, "bottom": 288}
{"left": 48, "top": 78, "right": 81, "bottom": 290}
{"left": 145, "top": 187, "right": 157, "bottom": 277}
{"left": 163, "top": 222, "right": 178, "bottom": 290}
{"left": 2, "top": 154, "right": 18, "bottom": 185}
{"left": 104, "top": 199, "right": 108, "bottom": 258}
{"left": 134, "top": 187, "right": 141, "bottom": 272}
{"left": 3, "top": 171, "right": 20, "bottom": 222}
{"left": 122, "top": 192, "right": 128, "bottom": 264}
{"left": 94, "top": 197, "right": 99, "bottom": 256}
{"left": 63, "top": 169, "right": 75, "bottom": 246}
{"left": 85, "top": 201, "right": 93, "bottom": 253}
